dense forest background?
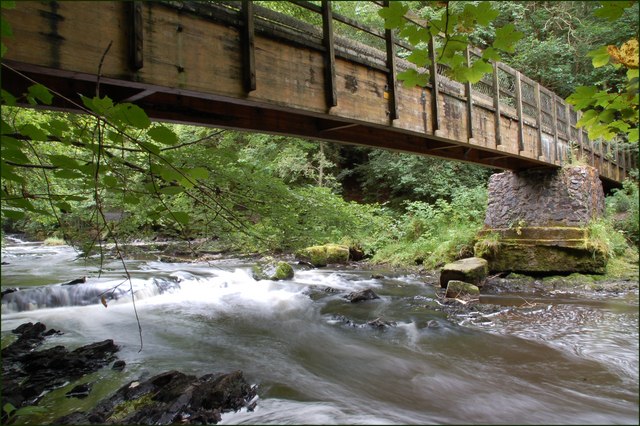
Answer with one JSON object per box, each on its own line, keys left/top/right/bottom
{"left": 1, "top": 1, "right": 638, "bottom": 271}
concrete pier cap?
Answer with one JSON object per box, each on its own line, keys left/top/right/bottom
{"left": 475, "top": 165, "right": 607, "bottom": 274}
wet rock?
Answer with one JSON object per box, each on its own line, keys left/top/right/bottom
{"left": 445, "top": 280, "right": 480, "bottom": 298}
{"left": 55, "top": 369, "right": 257, "bottom": 425}
{"left": 112, "top": 360, "right": 126, "bottom": 371}
{"left": 1, "top": 287, "right": 18, "bottom": 298}
{"left": 367, "top": 317, "right": 397, "bottom": 328}
{"left": 296, "top": 244, "right": 350, "bottom": 267}
{"left": 252, "top": 257, "right": 294, "bottom": 281}
{"left": 66, "top": 383, "right": 92, "bottom": 399}
{"left": 1, "top": 322, "right": 118, "bottom": 410}
{"left": 345, "top": 288, "right": 380, "bottom": 303}
{"left": 62, "top": 276, "right": 87, "bottom": 286}
{"left": 439, "top": 257, "right": 488, "bottom": 288}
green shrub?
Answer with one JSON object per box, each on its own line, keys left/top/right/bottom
{"left": 371, "top": 186, "right": 488, "bottom": 268}
{"left": 606, "top": 179, "right": 639, "bottom": 248}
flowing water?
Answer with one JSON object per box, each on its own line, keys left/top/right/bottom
{"left": 1, "top": 237, "right": 638, "bottom": 424}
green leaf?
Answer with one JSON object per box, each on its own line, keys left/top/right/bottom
{"left": 151, "top": 163, "right": 182, "bottom": 182}
{"left": 474, "top": 2, "right": 499, "bottom": 26}
{"left": 148, "top": 126, "right": 178, "bottom": 146}
{"left": 138, "top": 141, "right": 160, "bottom": 155}
{"left": 0, "top": 161, "right": 24, "bottom": 183}
{"left": 54, "top": 169, "right": 84, "bottom": 179}
{"left": 158, "top": 185, "right": 184, "bottom": 195}
{"left": 2, "top": 209, "right": 25, "bottom": 220}
{"left": 1, "top": 147, "right": 30, "bottom": 163}
{"left": 576, "top": 109, "right": 599, "bottom": 128}
{"left": 399, "top": 24, "right": 430, "bottom": 45}
{"left": 0, "top": 1, "right": 16, "bottom": 9}
{"left": 492, "top": 24, "right": 523, "bottom": 53}
{"left": 187, "top": 166, "right": 209, "bottom": 181}
{"left": 481, "top": 47, "right": 501, "bottom": 62}
{"left": 627, "top": 128, "right": 638, "bottom": 143}
{"left": 123, "top": 193, "right": 141, "bottom": 205}
{"left": 48, "top": 154, "right": 80, "bottom": 168}
{"left": 118, "top": 103, "right": 151, "bottom": 129}
{"left": 627, "top": 68, "right": 639, "bottom": 80}
{"left": 0, "top": 118, "right": 12, "bottom": 135}
{"left": 1, "top": 89, "right": 16, "bottom": 106}
{"left": 20, "top": 124, "right": 47, "bottom": 141}
{"left": 56, "top": 201, "right": 73, "bottom": 212}
{"left": 103, "top": 175, "right": 119, "bottom": 188}
{"left": 46, "top": 119, "right": 69, "bottom": 138}
{"left": 171, "top": 211, "right": 190, "bottom": 225}
{"left": 593, "top": 1, "right": 634, "bottom": 21}
{"left": 397, "top": 68, "right": 429, "bottom": 88}
{"left": 27, "top": 84, "right": 53, "bottom": 105}
{"left": 463, "top": 59, "right": 494, "bottom": 84}
{"left": 587, "top": 46, "right": 610, "bottom": 68}
{"left": 406, "top": 49, "right": 430, "bottom": 68}
{"left": 566, "top": 86, "right": 598, "bottom": 110}
{"left": 378, "top": 1, "right": 408, "bottom": 30}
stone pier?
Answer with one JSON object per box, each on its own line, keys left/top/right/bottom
{"left": 476, "top": 165, "right": 607, "bottom": 274}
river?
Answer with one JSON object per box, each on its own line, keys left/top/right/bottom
{"left": 1, "top": 237, "right": 638, "bottom": 424}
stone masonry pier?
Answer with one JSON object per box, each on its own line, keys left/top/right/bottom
{"left": 477, "top": 165, "right": 607, "bottom": 274}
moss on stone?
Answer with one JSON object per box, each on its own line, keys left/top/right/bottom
{"left": 107, "top": 391, "right": 156, "bottom": 423}
{"left": 296, "top": 244, "right": 350, "bottom": 267}
{"left": 273, "top": 261, "right": 294, "bottom": 280}
{"left": 445, "top": 280, "right": 480, "bottom": 298}
{"left": 484, "top": 243, "right": 606, "bottom": 274}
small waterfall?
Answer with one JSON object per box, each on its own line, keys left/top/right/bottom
{"left": 1, "top": 277, "right": 182, "bottom": 313}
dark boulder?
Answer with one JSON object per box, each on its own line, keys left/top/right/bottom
{"left": 55, "top": 369, "right": 258, "bottom": 424}
{"left": 1, "top": 322, "right": 118, "bottom": 411}
{"left": 344, "top": 288, "right": 380, "bottom": 303}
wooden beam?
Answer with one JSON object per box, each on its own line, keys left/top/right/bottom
{"left": 383, "top": 0, "right": 398, "bottom": 121}
{"left": 121, "top": 88, "right": 156, "bottom": 102}
{"left": 318, "top": 122, "right": 359, "bottom": 133}
{"left": 514, "top": 71, "right": 524, "bottom": 152}
{"left": 321, "top": 0, "right": 337, "bottom": 108}
{"left": 534, "top": 82, "right": 543, "bottom": 159}
{"left": 552, "top": 94, "right": 559, "bottom": 164}
{"left": 492, "top": 61, "right": 501, "bottom": 147}
{"left": 464, "top": 47, "right": 473, "bottom": 140}
{"left": 428, "top": 36, "right": 440, "bottom": 134}
{"left": 128, "top": 1, "right": 143, "bottom": 70}
{"left": 241, "top": 0, "right": 256, "bottom": 92}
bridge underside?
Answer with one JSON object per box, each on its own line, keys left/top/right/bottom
{"left": 3, "top": 60, "right": 545, "bottom": 172}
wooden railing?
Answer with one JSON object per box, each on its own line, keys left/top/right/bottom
{"left": 215, "top": 0, "right": 637, "bottom": 180}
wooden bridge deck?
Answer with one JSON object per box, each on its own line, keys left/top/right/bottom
{"left": 2, "top": 1, "right": 635, "bottom": 187}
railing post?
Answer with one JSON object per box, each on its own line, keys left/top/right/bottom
{"left": 383, "top": 0, "right": 398, "bottom": 121}
{"left": 577, "top": 111, "right": 584, "bottom": 161}
{"left": 552, "top": 95, "right": 559, "bottom": 164}
{"left": 428, "top": 36, "right": 440, "bottom": 135}
{"left": 321, "top": 0, "right": 337, "bottom": 108}
{"left": 129, "top": 1, "right": 144, "bottom": 70}
{"left": 565, "top": 102, "right": 571, "bottom": 161}
{"left": 534, "top": 82, "right": 543, "bottom": 160}
{"left": 614, "top": 140, "right": 620, "bottom": 181}
{"left": 588, "top": 133, "right": 594, "bottom": 167}
{"left": 514, "top": 71, "right": 524, "bottom": 154}
{"left": 492, "top": 62, "right": 501, "bottom": 147}
{"left": 465, "top": 47, "right": 474, "bottom": 141}
{"left": 241, "top": 0, "right": 256, "bottom": 92}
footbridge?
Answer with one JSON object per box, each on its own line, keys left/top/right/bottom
{"left": 2, "top": 1, "right": 636, "bottom": 187}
